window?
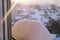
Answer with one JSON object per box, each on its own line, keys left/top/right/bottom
{"left": 0, "top": 0, "right": 60, "bottom": 40}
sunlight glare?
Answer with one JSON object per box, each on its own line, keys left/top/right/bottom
{"left": 0, "top": 0, "right": 19, "bottom": 25}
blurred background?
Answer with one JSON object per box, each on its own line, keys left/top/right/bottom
{"left": 0, "top": 0, "right": 60, "bottom": 40}
{"left": 11, "top": 0, "right": 60, "bottom": 40}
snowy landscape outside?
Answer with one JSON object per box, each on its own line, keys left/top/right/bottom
{"left": 11, "top": 0, "right": 60, "bottom": 40}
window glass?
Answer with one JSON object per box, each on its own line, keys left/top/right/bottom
{"left": 11, "top": 0, "right": 60, "bottom": 40}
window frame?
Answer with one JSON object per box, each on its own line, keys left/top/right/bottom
{"left": 7, "top": 0, "right": 12, "bottom": 40}
{"left": 2, "top": 0, "right": 12, "bottom": 40}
